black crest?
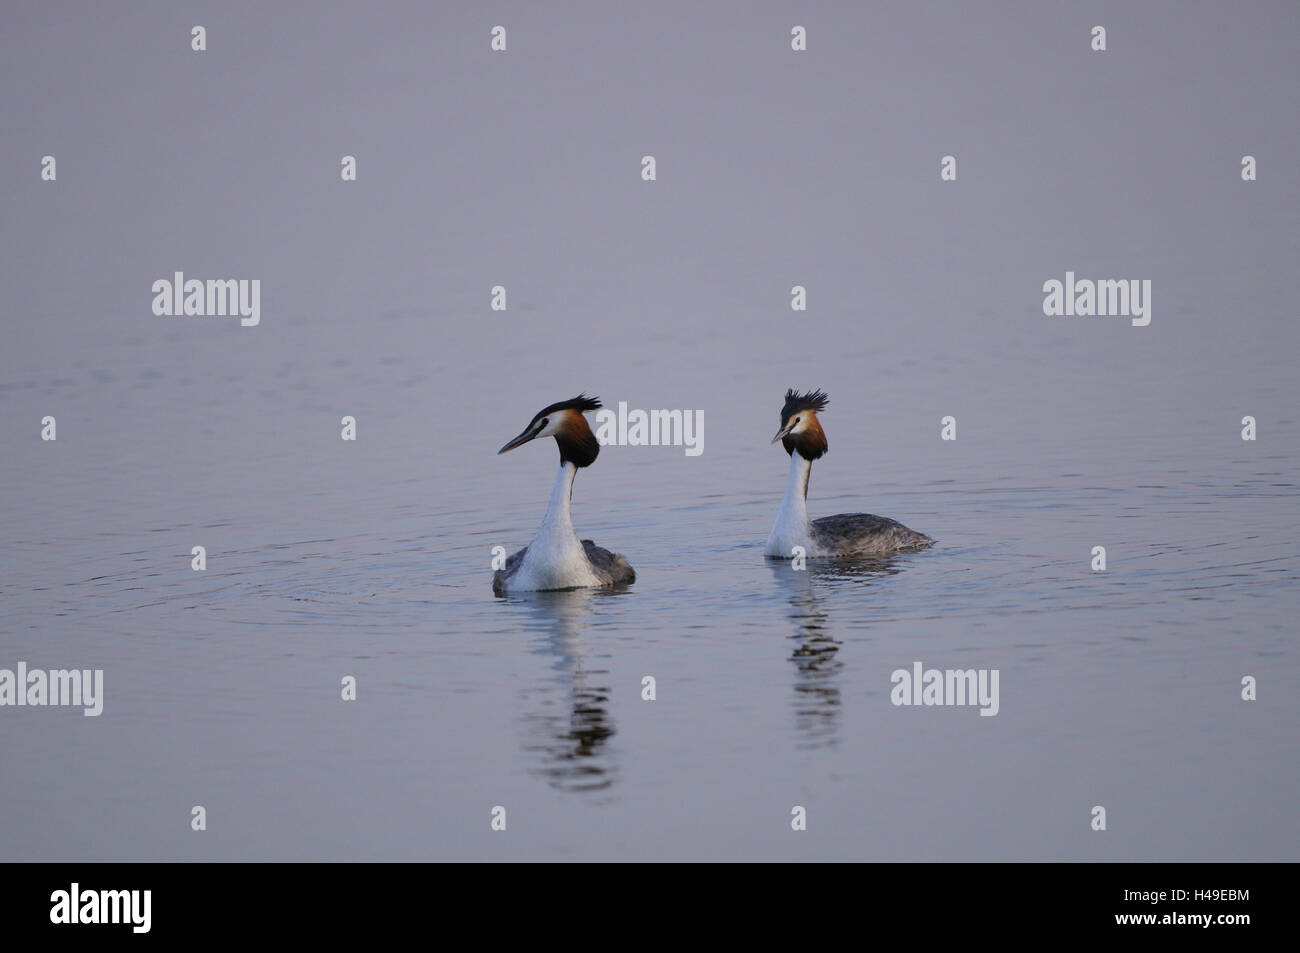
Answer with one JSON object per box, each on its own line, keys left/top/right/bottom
{"left": 534, "top": 394, "right": 602, "bottom": 423}
{"left": 780, "top": 388, "right": 829, "bottom": 423}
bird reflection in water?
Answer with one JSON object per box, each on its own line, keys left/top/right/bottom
{"left": 506, "top": 587, "right": 620, "bottom": 794}
{"left": 768, "top": 558, "right": 904, "bottom": 748}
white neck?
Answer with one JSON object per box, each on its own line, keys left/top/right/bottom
{"left": 765, "top": 452, "right": 813, "bottom": 556}
{"left": 780, "top": 452, "right": 812, "bottom": 523}
{"left": 540, "top": 461, "right": 579, "bottom": 532}
{"left": 509, "top": 460, "right": 602, "bottom": 591}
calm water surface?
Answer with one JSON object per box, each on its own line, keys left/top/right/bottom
{"left": 2, "top": 308, "right": 1296, "bottom": 861}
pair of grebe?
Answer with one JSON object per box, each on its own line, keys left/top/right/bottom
{"left": 493, "top": 390, "right": 933, "bottom": 593}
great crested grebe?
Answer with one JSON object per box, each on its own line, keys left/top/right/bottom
{"left": 765, "top": 389, "right": 934, "bottom": 559}
{"left": 493, "top": 395, "right": 636, "bottom": 594}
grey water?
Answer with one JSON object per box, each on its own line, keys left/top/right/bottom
{"left": 2, "top": 1, "right": 1298, "bottom": 861}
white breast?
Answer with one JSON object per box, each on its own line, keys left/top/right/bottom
{"left": 764, "top": 506, "right": 814, "bottom": 557}
{"left": 508, "top": 526, "right": 602, "bottom": 592}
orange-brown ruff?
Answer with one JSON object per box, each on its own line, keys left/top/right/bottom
{"left": 765, "top": 389, "right": 934, "bottom": 558}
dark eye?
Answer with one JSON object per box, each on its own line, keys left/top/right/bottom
{"left": 539, "top": 418, "right": 549, "bottom": 428}
{"left": 794, "top": 417, "right": 801, "bottom": 425}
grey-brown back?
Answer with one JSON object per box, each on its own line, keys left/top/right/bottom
{"left": 492, "top": 545, "right": 529, "bottom": 594}
{"left": 810, "top": 513, "right": 934, "bottom": 557}
{"left": 581, "top": 539, "right": 637, "bottom": 586}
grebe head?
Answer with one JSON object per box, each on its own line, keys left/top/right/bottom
{"left": 771, "top": 388, "right": 829, "bottom": 460}
{"left": 498, "top": 394, "right": 603, "bottom": 468}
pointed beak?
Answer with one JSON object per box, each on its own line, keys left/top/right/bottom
{"left": 498, "top": 424, "right": 542, "bottom": 455}
{"left": 771, "top": 423, "right": 794, "bottom": 444}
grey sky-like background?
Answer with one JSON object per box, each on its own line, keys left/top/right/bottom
{"left": 5, "top": 2, "right": 1297, "bottom": 334}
